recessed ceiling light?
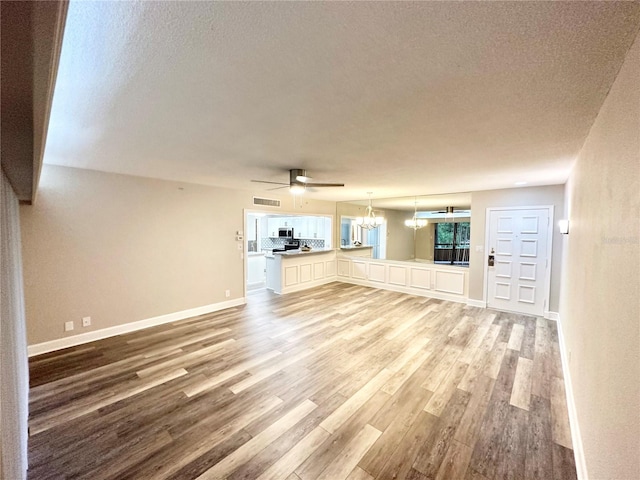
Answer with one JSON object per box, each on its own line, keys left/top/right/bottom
{"left": 514, "top": 181, "right": 528, "bottom": 186}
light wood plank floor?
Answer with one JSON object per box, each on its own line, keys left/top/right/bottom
{"left": 28, "top": 283, "right": 577, "bottom": 479}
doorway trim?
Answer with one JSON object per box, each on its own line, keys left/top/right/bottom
{"left": 482, "top": 205, "right": 554, "bottom": 317}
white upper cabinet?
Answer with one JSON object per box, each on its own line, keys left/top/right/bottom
{"left": 264, "top": 216, "right": 331, "bottom": 240}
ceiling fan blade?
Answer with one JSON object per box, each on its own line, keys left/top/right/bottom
{"left": 296, "top": 175, "right": 313, "bottom": 183}
{"left": 267, "top": 185, "right": 289, "bottom": 191}
{"left": 303, "top": 182, "right": 345, "bottom": 188}
{"left": 251, "top": 179, "right": 289, "bottom": 186}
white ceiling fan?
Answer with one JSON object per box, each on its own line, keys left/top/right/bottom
{"left": 251, "top": 169, "right": 344, "bottom": 194}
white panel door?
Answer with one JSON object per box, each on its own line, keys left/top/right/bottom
{"left": 487, "top": 208, "right": 550, "bottom": 316}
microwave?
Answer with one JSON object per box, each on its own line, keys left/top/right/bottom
{"left": 278, "top": 227, "right": 294, "bottom": 238}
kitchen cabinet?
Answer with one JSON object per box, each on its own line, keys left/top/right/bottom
{"left": 293, "top": 217, "right": 324, "bottom": 239}
{"left": 266, "top": 216, "right": 330, "bottom": 239}
{"left": 266, "top": 218, "right": 277, "bottom": 237}
{"left": 298, "top": 217, "right": 312, "bottom": 239}
{"left": 293, "top": 217, "right": 308, "bottom": 239}
{"left": 267, "top": 217, "right": 292, "bottom": 237}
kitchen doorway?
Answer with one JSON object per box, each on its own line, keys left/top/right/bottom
{"left": 244, "top": 210, "right": 334, "bottom": 294}
{"left": 246, "top": 213, "right": 267, "bottom": 291}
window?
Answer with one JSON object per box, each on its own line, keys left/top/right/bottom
{"left": 434, "top": 221, "right": 470, "bottom": 266}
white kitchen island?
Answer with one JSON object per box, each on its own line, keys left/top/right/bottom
{"left": 265, "top": 249, "right": 337, "bottom": 294}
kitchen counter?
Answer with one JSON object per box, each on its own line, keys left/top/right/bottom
{"left": 273, "top": 248, "right": 335, "bottom": 257}
{"left": 266, "top": 249, "right": 337, "bottom": 294}
{"left": 339, "top": 245, "right": 373, "bottom": 258}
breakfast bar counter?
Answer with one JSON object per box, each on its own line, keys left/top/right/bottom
{"left": 265, "top": 249, "right": 337, "bottom": 294}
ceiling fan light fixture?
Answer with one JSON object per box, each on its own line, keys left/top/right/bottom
{"left": 252, "top": 168, "right": 344, "bottom": 192}
{"left": 289, "top": 184, "right": 305, "bottom": 195}
{"left": 444, "top": 206, "right": 455, "bottom": 222}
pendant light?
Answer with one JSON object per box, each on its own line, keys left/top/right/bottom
{"left": 405, "top": 199, "right": 428, "bottom": 230}
{"left": 356, "top": 192, "right": 384, "bottom": 230}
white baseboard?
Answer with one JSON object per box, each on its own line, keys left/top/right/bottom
{"left": 247, "top": 281, "right": 266, "bottom": 291}
{"left": 28, "top": 297, "right": 246, "bottom": 357}
{"left": 466, "top": 298, "right": 487, "bottom": 308}
{"left": 555, "top": 314, "right": 588, "bottom": 480}
{"left": 544, "top": 311, "right": 560, "bottom": 321}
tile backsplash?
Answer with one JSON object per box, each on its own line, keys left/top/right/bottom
{"left": 262, "top": 238, "right": 326, "bottom": 249}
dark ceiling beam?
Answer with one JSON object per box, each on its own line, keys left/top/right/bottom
{"left": 1, "top": 0, "right": 68, "bottom": 204}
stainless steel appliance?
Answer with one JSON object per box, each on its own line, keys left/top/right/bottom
{"left": 278, "top": 227, "right": 294, "bottom": 238}
{"left": 273, "top": 239, "right": 300, "bottom": 253}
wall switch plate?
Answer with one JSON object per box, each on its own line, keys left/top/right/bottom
{"left": 64, "top": 321, "right": 74, "bottom": 332}
{"left": 225, "top": 290, "right": 231, "bottom": 298}
{"left": 82, "top": 316, "right": 91, "bottom": 327}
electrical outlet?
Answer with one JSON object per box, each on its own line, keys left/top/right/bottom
{"left": 64, "top": 321, "right": 74, "bottom": 332}
{"left": 82, "top": 316, "right": 91, "bottom": 327}
{"left": 225, "top": 289, "right": 231, "bottom": 298}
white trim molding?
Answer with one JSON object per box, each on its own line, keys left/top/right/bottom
{"left": 555, "top": 314, "right": 588, "bottom": 480}
{"left": 337, "top": 255, "right": 469, "bottom": 305}
{"left": 466, "top": 298, "right": 487, "bottom": 308}
{"left": 266, "top": 250, "right": 337, "bottom": 295}
{"left": 544, "top": 311, "right": 560, "bottom": 321}
{"left": 27, "top": 297, "right": 246, "bottom": 357}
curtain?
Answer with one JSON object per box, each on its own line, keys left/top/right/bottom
{"left": 1, "top": 170, "right": 29, "bottom": 479}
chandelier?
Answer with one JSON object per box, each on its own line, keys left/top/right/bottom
{"left": 356, "top": 193, "right": 384, "bottom": 230}
{"left": 405, "top": 199, "right": 428, "bottom": 230}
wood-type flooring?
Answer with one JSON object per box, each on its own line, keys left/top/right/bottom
{"left": 28, "top": 282, "right": 577, "bottom": 479}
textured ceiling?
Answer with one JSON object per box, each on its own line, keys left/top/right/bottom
{"left": 44, "top": 1, "right": 640, "bottom": 201}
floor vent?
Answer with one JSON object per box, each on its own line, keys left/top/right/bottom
{"left": 253, "top": 196, "right": 281, "bottom": 208}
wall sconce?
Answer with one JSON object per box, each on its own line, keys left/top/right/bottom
{"left": 558, "top": 219, "right": 570, "bottom": 235}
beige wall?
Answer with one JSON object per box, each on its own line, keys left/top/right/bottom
{"left": 384, "top": 209, "right": 415, "bottom": 261}
{"left": 415, "top": 223, "right": 435, "bottom": 260}
{"left": 20, "top": 165, "right": 335, "bottom": 345}
{"left": 468, "top": 185, "right": 565, "bottom": 311}
{"left": 559, "top": 33, "right": 639, "bottom": 480}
